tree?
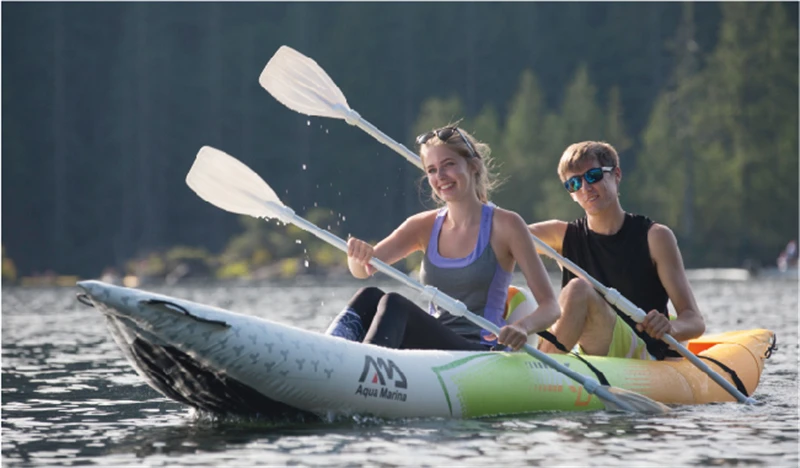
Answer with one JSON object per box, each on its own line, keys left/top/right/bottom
{"left": 535, "top": 64, "right": 606, "bottom": 222}
{"left": 638, "top": 2, "right": 798, "bottom": 266}
{"left": 693, "top": 3, "right": 798, "bottom": 265}
{"left": 493, "top": 70, "right": 549, "bottom": 220}
{"left": 635, "top": 2, "right": 703, "bottom": 244}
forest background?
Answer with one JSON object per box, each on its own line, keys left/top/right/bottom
{"left": 3, "top": 2, "right": 798, "bottom": 283}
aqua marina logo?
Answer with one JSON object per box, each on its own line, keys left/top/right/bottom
{"left": 355, "top": 355, "right": 408, "bottom": 402}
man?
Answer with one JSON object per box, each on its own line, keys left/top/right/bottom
{"left": 530, "top": 141, "right": 705, "bottom": 360}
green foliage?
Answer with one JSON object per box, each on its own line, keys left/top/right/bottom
{"left": 3, "top": 3, "right": 797, "bottom": 277}
{"left": 605, "top": 87, "right": 632, "bottom": 155}
{"left": 2, "top": 246, "right": 17, "bottom": 283}
{"left": 214, "top": 208, "right": 353, "bottom": 278}
{"left": 126, "top": 253, "right": 166, "bottom": 278}
{"left": 637, "top": 2, "right": 798, "bottom": 265}
{"left": 217, "top": 261, "right": 250, "bottom": 280}
{"left": 493, "top": 70, "right": 549, "bottom": 221}
{"left": 164, "top": 246, "right": 213, "bottom": 264}
{"left": 411, "top": 96, "right": 466, "bottom": 138}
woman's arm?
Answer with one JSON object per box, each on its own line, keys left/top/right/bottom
{"left": 347, "top": 211, "right": 434, "bottom": 279}
{"left": 490, "top": 210, "right": 561, "bottom": 349}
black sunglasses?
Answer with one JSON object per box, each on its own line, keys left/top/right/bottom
{"left": 415, "top": 127, "right": 479, "bottom": 159}
{"left": 564, "top": 166, "right": 615, "bottom": 193}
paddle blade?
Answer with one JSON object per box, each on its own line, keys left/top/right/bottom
{"left": 259, "top": 46, "right": 351, "bottom": 119}
{"left": 603, "top": 386, "right": 671, "bottom": 414}
{"left": 186, "top": 146, "right": 283, "bottom": 220}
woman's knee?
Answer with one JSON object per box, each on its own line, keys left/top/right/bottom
{"left": 379, "top": 292, "right": 414, "bottom": 310}
{"left": 348, "top": 286, "right": 385, "bottom": 309}
{"left": 353, "top": 286, "right": 384, "bottom": 301}
{"left": 345, "top": 286, "right": 386, "bottom": 324}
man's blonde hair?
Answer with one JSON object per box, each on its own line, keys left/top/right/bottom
{"left": 557, "top": 141, "right": 620, "bottom": 181}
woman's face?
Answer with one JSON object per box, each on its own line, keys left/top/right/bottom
{"left": 423, "top": 145, "right": 476, "bottom": 203}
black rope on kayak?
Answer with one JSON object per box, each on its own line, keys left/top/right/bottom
{"left": 76, "top": 293, "right": 94, "bottom": 307}
{"left": 697, "top": 355, "right": 750, "bottom": 397}
{"left": 765, "top": 334, "right": 778, "bottom": 359}
{"left": 536, "top": 330, "right": 611, "bottom": 387}
{"left": 141, "top": 299, "right": 230, "bottom": 328}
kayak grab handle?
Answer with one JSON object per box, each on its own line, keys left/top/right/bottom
{"left": 76, "top": 293, "right": 94, "bottom": 308}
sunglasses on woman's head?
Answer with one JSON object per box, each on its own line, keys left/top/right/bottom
{"left": 416, "top": 127, "right": 479, "bottom": 159}
{"left": 563, "top": 166, "right": 615, "bottom": 193}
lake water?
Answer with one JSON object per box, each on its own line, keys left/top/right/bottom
{"left": 2, "top": 275, "right": 798, "bottom": 467}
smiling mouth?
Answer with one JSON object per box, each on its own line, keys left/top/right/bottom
{"left": 439, "top": 182, "right": 455, "bottom": 191}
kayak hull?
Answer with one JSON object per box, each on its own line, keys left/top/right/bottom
{"left": 76, "top": 280, "right": 774, "bottom": 419}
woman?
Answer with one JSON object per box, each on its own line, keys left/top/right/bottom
{"left": 326, "top": 125, "right": 560, "bottom": 351}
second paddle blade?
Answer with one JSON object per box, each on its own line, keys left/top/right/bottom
{"left": 260, "top": 46, "right": 350, "bottom": 119}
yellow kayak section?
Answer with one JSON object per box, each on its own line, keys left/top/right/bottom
{"left": 437, "top": 329, "right": 775, "bottom": 416}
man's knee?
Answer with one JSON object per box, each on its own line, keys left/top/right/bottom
{"left": 561, "top": 278, "right": 594, "bottom": 300}
{"left": 560, "top": 278, "right": 614, "bottom": 321}
{"left": 558, "top": 278, "right": 594, "bottom": 319}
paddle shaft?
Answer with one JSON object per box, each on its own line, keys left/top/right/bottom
{"left": 342, "top": 111, "right": 754, "bottom": 405}
{"left": 344, "top": 110, "right": 421, "bottom": 169}
{"left": 272, "top": 203, "right": 639, "bottom": 412}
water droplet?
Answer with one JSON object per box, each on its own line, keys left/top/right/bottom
{"left": 342, "top": 216, "right": 346, "bottom": 221}
{"left": 307, "top": 120, "right": 311, "bottom": 126}
{"left": 296, "top": 240, "right": 302, "bottom": 244}
{"left": 304, "top": 260, "right": 309, "bottom": 267}
{"left": 302, "top": 164, "right": 307, "bottom": 170}
{"left": 314, "top": 202, "right": 318, "bottom": 207}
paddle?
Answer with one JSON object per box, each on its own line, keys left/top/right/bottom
{"left": 186, "top": 145, "right": 670, "bottom": 414}
{"left": 258, "top": 45, "right": 755, "bottom": 405}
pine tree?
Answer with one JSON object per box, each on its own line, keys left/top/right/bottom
{"left": 697, "top": 3, "right": 798, "bottom": 264}
{"left": 494, "top": 70, "right": 549, "bottom": 220}
{"left": 536, "top": 63, "right": 605, "bottom": 222}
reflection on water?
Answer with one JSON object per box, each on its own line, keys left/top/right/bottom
{"left": 2, "top": 277, "right": 798, "bottom": 466}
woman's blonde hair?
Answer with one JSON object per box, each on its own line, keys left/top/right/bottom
{"left": 417, "top": 123, "right": 501, "bottom": 205}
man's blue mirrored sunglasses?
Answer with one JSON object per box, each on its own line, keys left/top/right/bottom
{"left": 564, "top": 166, "right": 615, "bottom": 193}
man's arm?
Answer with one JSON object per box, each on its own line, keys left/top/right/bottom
{"left": 528, "top": 220, "right": 568, "bottom": 255}
{"left": 643, "top": 224, "right": 706, "bottom": 342}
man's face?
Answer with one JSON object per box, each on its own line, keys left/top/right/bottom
{"left": 563, "top": 159, "right": 620, "bottom": 215}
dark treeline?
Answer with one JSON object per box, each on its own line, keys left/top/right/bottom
{"left": 3, "top": 2, "right": 798, "bottom": 278}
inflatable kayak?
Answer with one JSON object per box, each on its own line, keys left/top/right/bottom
{"left": 75, "top": 280, "right": 775, "bottom": 420}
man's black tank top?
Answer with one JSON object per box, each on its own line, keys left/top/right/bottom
{"left": 561, "top": 213, "right": 672, "bottom": 360}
